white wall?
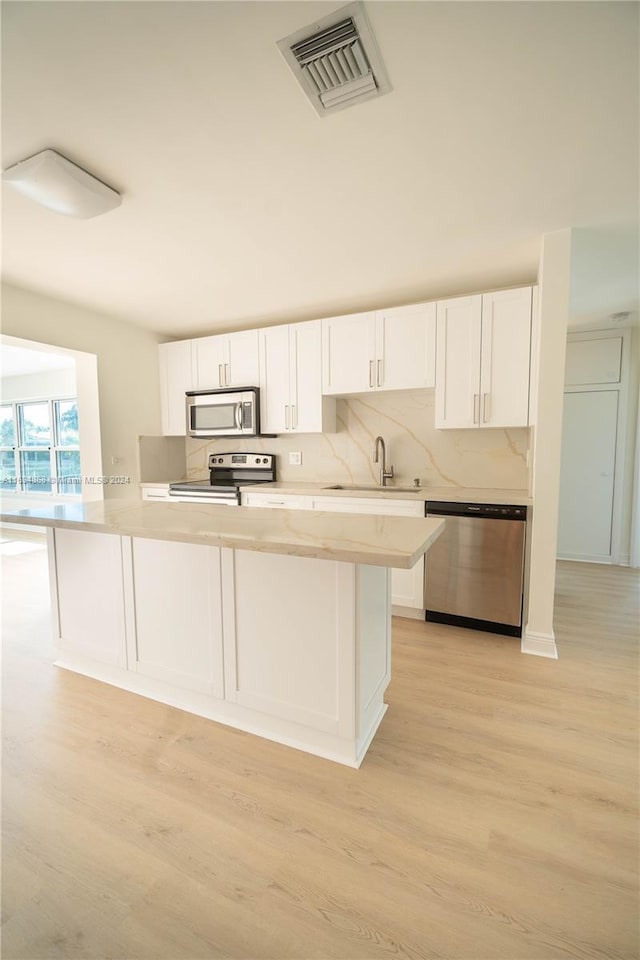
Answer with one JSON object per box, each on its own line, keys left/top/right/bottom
{"left": 1, "top": 283, "right": 162, "bottom": 498}
{"left": 523, "top": 229, "right": 572, "bottom": 659}
{"left": 0, "top": 367, "right": 75, "bottom": 401}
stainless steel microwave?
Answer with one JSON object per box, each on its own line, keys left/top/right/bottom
{"left": 185, "top": 387, "right": 260, "bottom": 438}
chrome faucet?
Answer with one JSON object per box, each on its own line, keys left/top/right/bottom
{"left": 373, "top": 436, "right": 394, "bottom": 487}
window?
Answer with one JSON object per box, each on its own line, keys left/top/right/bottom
{"left": 0, "top": 398, "right": 81, "bottom": 495}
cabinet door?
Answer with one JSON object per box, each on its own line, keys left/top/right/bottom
{"left": 322, "top": 312, "right": 376, "bottom": 395}
{"left": 391, "top": 561, "right": 425, "bottom": 610}
{"left": 227, "top": 329, "right": 259, "bottom": 388}
{"left": 131, "top": 538, "right": 224, "bottom": 697}
{"left": 159, "top": 340, "right": 194, "bottom": 436}
{"left": 259, "top": 324, "right": 291, "bottom": 433}
{"left": 565, "top": 336, "right": 622, "bottom": 386}
{"left": 557, "top": 390, "right": 618, "bottom": 560}
{"left": 193, "top": 335, "right": 227, "bottom": 390}
{"left": 291, "top": 320, "right": 323, "bottom": 432}
{"left": 434, "top": 295, "right": 482, "bottom": 429}
{"left": 376, "top": 303, "right": 436, "bottom": 391}
{"left": 55, "top": 529, "right": 127, "bottom": 667}
{"left": 480, "top": 287, "right": 532, "bottom": 428}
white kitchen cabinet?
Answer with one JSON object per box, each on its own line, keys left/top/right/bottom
{"left": 242, "top": 492, "right": 426, "bottom": 611}
{"left": 259, "top": 320, "right": 336, "bottom": 434}
{"left": 241, "top": 491, "right": 313, "bottom": 509}
{"left": 159, "top": 340, "right": 194, "bottom": 436}
{"left": 47, "top": 526, "right": 393, "bottom": 766}
{"left": 141, "top": 484, "right": 172, "bottom": 501}
{"left": 310, "top": 495, "right": 424, "bottom": 518}
{"left": 558, "top": 391, "right": 618, "bottom": 561}
{"left": 311, "top": 495, "right": 425, "bottom": 611}
{"left": 565, "top": 337, "right": 622, "bottom": 386}
{"left": 322, "top": 312, "right": 376, "bottom": 395}
{"left": 129, "top": 538, "right": 224, "bottom": 696}
{"left": 376, "top": 303, "right": 436, "bottom": 391}
{"left": 316, "top": 497, "right": 425, "bottom": 611}
{"left": 435, "top": 287, "right": 532, "bottom": 429}
{"left": 322, "top": 303, "right": 436, "bottom": 396}
{"left": 193, "top": 329, "right": 259, "bottom": 390}
{"left": 54, "top": 528, "right": 127, "bottom": 668}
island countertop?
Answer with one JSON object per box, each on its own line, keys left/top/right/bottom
{"left": 0, "top": 500, "right": 444, "bottom": 569}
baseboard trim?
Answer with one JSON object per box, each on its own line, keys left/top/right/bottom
{"left": 521, "top": 629, "right": 558, "bottom": 659}
{"left": 391, "top": 605, "right": 425, "bottom": 621}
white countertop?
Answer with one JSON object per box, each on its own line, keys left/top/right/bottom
{"left": 0, "top": 500, "right": 444, "bottom": 569}
{"left": 237, "top": 481, "right": 532, "bottom": 506}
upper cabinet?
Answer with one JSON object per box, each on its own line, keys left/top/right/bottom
{"left": 435, "top": 287, "right": 533, "bottom": 429}
{"left": 322, "top": 303, "right": 436, "bottom": 396}
{"left": 193, "top": 330, "right": 259, "bottom": 390}
{"left": 159, "top": 340, "right": 194, "bottom": 436}
{"left": 322, "top": 312, "right": 376, "bottom": 395}
{"left": 259, "top": 320, "right": 336, "bottom": 434}
{"left": 159, "top": 330, "right": 259, "bottom": 436}
{"left": 159, "top": 286, "right": 534, "bottom": 437}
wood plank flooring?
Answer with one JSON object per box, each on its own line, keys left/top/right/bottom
{"left": 2, "top": 542, "right": 638, "bottom": 960}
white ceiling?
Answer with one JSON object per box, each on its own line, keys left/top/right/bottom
{"left": 0, "top": 344, "right": 75, "bottom": 378}
{"left": 1, "top": 1, "right": 638, "bottom": 338}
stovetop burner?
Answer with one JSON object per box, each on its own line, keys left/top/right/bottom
{"left": 169, "top": 453, "right": 275, "bottom": 504}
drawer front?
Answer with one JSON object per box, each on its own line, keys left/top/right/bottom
{"left": 141, "top": 486, "right": 171, "bottom": 501}
{"left": 311, "top": 496, "right": 424, "bottom": 517}
{"left": 242, "top": 493, "right": 313, "bottom": 510}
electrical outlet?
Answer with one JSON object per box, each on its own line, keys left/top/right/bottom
{"left": 289, "top": 451, "right": 302, "bottom": 466}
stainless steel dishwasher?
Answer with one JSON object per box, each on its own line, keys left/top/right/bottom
{"left": 424, "top": 501, "right": 527, "bottom": 637}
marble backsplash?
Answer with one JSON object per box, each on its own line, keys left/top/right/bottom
{"left": 185, "top": 389, "right": 531, "bottom": 491}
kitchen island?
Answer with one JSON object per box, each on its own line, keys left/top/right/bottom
{"left": 1, "top": 500, "right": 443, "bottom": 767}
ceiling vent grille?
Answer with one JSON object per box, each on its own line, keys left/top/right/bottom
{"left": 277, "top": 2, "right": 391, "bottom": 117}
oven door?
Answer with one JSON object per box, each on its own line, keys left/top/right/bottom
{"left": 186, "top": 390, "right": 257, "bottom": 438}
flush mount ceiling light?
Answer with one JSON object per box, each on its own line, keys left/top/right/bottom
{"left": 2, "top": 149, "right": 121, "bottom": 219}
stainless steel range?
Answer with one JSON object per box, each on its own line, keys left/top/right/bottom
{"left": 169, "top": 453, "right": 275, "bottom": 506}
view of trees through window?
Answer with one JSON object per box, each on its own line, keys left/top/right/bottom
{"left": 0, "top": 398, "right": 80, "bottom": 494}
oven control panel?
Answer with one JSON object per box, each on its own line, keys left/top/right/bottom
{"left": 207, "top": 453, "right": 274, "bottom": 469}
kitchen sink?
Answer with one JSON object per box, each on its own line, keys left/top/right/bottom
{"left": 323, "top": 484, "right": 421, "bottom": 493}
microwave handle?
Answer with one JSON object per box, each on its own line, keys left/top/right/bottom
{"left": 235, "top": 402, "right": 242, "bottom": 430}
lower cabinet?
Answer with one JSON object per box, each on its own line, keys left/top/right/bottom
{"left": 240, "top": 491, "right": 426, "bottom": 611}
{"left": 242, "top": 491, "right": 313, "bottom": 510}
{"left": 226, "top": 550, "right": 375, "bottom": 735}
{"left": 54, "top": 528, "right": 128, "bottom": 668}
{"left": 128, "top": 538, "right": 224, "bottom": 697}
{"left": 141, "top": 484, "right": 172, "bottom": 501}
{"left": 48, "top": 527, "right": 390, "bottom": 767}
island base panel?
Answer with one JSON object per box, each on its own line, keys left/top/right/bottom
{"left": 49, "top": 529, "right": 392, "bottom": 767}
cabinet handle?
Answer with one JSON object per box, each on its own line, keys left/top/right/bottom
{"left": 292, "top": 404, "right": 297, "bottom": 429}
{"left": 285, "top": 405, "right": 290, "bottom": 429}
{"left": 482, "top": 393, "right": 490, "bottom": 423}
{"left": 225, "top": 363, "right": 230, "bottom": 387}
{"left": 377, "top": 359, "right": 383, "bottom": 387}
{"left": 369, "top": 360, "right": 374, "bottom": 388}
{"left": 473, "top": 394, "right": 479, "bottom": 424}
{"left": 218, "top": 364, "right": 224, "bottom": 387}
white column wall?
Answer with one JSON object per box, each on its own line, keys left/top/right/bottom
{"left": 523, "top": 229, "right": 572, "bottom": 658}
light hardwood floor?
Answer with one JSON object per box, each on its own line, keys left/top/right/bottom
{"left": 1, "top": 541, "right": 638, "bottom": 960}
